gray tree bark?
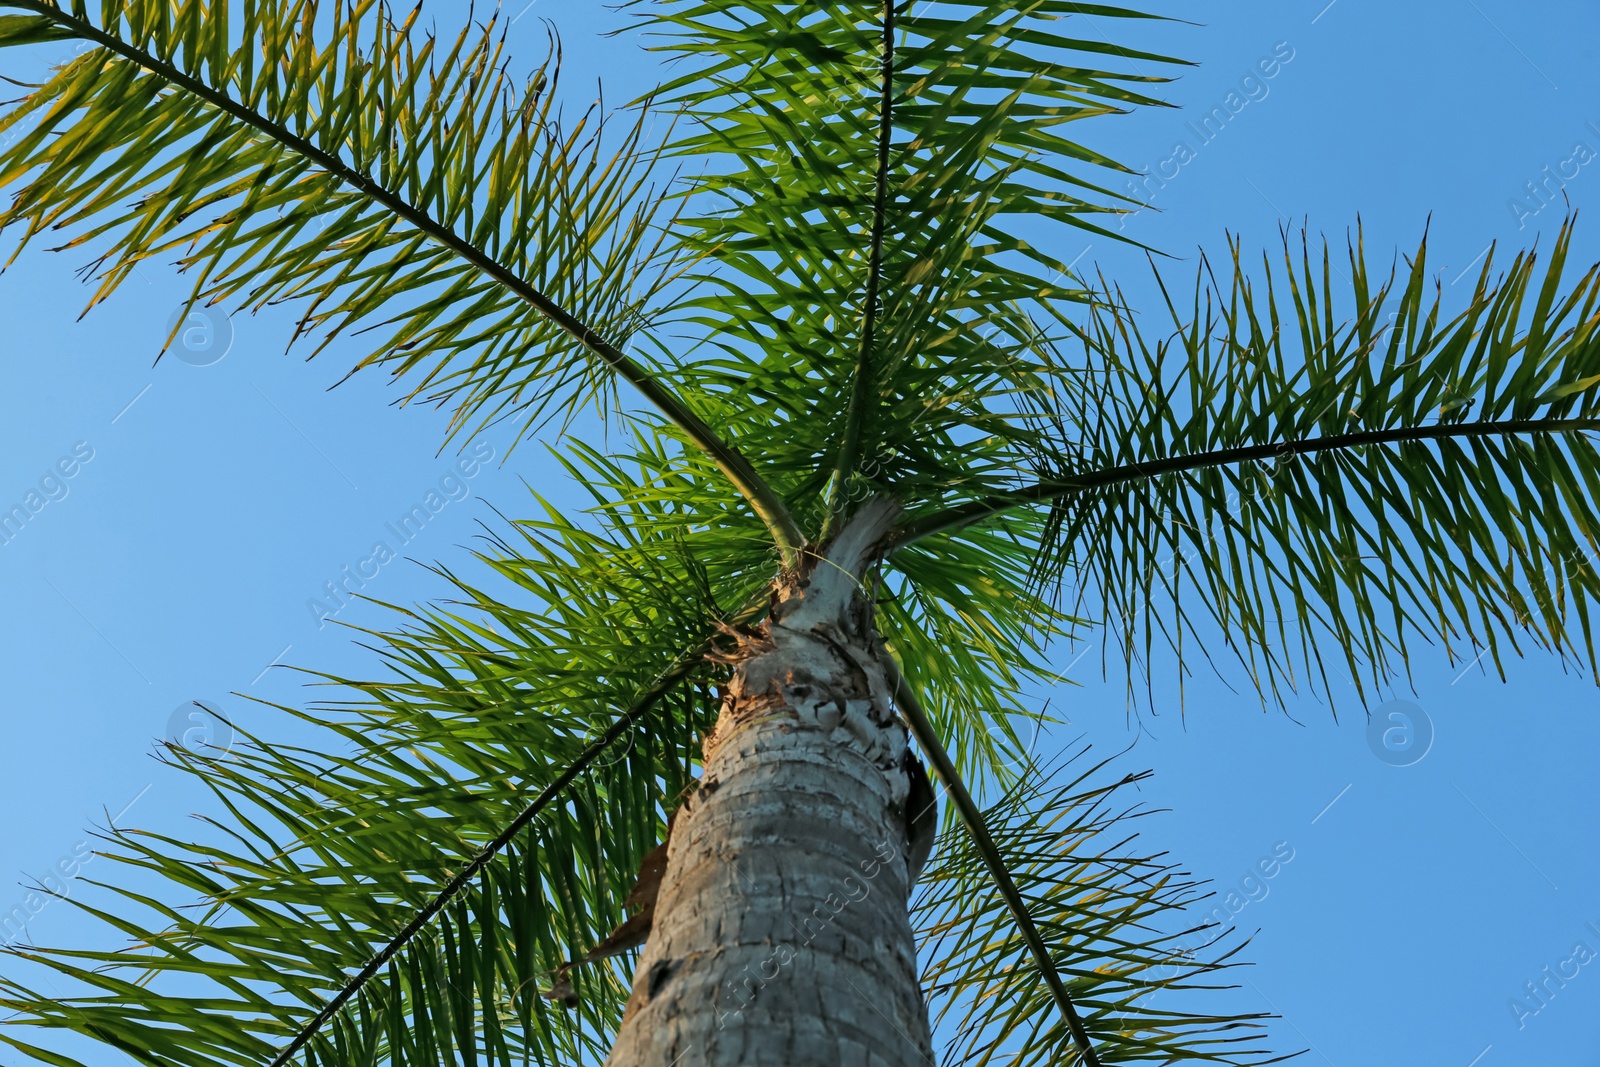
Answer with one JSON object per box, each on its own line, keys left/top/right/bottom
{"left": 606, "top": 501, "right": 933, "bottom": 1066}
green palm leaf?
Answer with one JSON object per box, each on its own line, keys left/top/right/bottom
{"left": 901, "top": 219, "right": 1600, "bottom": 708}
{"left": 0, "top": 0, "right": 805, "bottom": 553}
{"left": 915, "top": 750, "right": 1287, "bottom": 1067}
{"left": 622, "top": 0, "right": 1185, "bottom": 526}
{"left": 4, "top": 2, "right": 1599, "bottom": 1065}
{"left": 0, "top": 465, "right": 757, "bottom": 1065}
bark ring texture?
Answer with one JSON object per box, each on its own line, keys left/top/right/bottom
{"left": 605, "top": 716, "right": 932, "bottom": 1066}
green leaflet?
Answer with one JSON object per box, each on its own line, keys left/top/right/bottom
{"left": 908, "top": 220, "right": 1600, "bottom": 708}
{"left": 6, "top": 2, "right": 1600, "bottom": 1065}
{"left": 623, "top": 0, "right": 1185, "bottom": 524}
{"left": 0, "top": 452, "right": 767, "bottom": 1066}
{"left": 0, "top": 0, "right": 681, "bottom": 454}
{"left": 916, "top": 749, "right": 1291, "bottom": 1066}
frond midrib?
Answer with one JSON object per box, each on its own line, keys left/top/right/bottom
{"left": 823, "top": 0, "right": 897, "bottom": 532}
{"left": 895, "top": 415, "right": 1600, "bottom": 545}
{"left": 8, "top": 0, "right": 807, "bottom": 561}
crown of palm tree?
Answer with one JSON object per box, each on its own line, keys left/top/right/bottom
{"left": 1, "top": 2, "right": 1597, "bottom": 1065}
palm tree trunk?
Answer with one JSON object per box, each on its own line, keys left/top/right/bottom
{"left": 607, "top": 501, "right": 933, "bottom": 1066}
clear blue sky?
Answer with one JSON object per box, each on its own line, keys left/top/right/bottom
{"left": 1, "top": 2, "right": 1597, "bottom": 1065}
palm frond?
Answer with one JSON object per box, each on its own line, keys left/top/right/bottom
{"left": 0, "top": 5, "right": 1338, "bottom": 1065}
{"left": 622, "top": 0, "right": 1186, "bottom": 527}
{"left": 0, "top": 0, "right": 805, "bottom": 555}
{"left": 0, "top": 464, "right": 773, "bottom": 1066}
{"left": 901, "top": 218, "right": 1600, "bottom": 707}
{"left": 881, "top": 506, "right": 1084, "bottom": 782}
{"left": 889, "top": 658, "right": 1105, "bottom": 1065}
{"left": 915, "top": 746, "right": 1287, "bottom": 1066}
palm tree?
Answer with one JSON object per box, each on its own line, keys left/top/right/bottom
{"left": 2, "top": 1, "right": 1598, "bottom": 1064}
